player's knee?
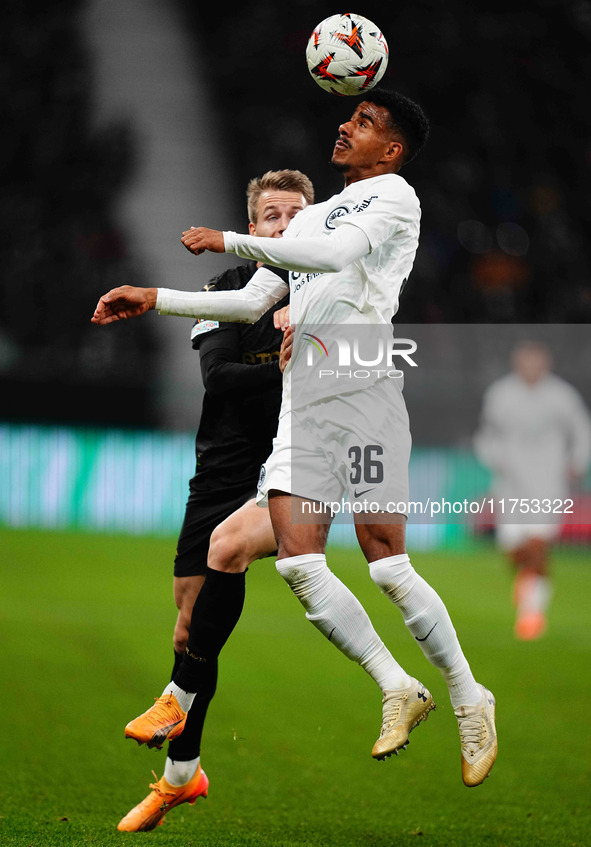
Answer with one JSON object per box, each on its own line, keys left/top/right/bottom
{"left": 208, "top": 525, "right": 247, "bottom": 572}
{"left": 173, "top": 620, "right": 189, "bottom": 655}
{"left": 276, "top": 554, "right": 328, "bottom": 595}
{"left": 275, "top": 556, "right": 301, "bottom": 584}
{"left": 369, "top": 554, "right": 414, "bottom": 602}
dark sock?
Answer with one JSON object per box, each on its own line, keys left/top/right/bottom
{"left": 168, "top": 656, "right": 218, "bottom": 761}
{"left": 171, "top": 650, "right": 184, "bottom": 682}
{"left": 174, "top": 567, "right": 246, "bottom": 694}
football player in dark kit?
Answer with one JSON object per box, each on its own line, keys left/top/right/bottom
{"left": 117, "top": 169, "right": 314, "bottom": 831}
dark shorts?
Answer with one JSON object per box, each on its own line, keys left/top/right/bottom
{"left": 173, "top": 484, "right": 257, "bottom": 578}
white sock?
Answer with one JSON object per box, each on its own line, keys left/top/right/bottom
{"left": 162, "top": 681, "right": 195, "bottom": 713}
{"left": 517, "top": 572, "right": 552, "bottom": 616}
{"left": 164, "top": 755, "right": 200, "bottom": 787}
{"left": 369, "top": 554, "right": 481, "bottom": 708}
{"left": 276, "top": 553, "right": 410, "bottom": 691}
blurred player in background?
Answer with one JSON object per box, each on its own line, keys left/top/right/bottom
{"left": 474, "top": 340, "right": 591, "bottom": 640}
{"left": 117, "top": 169, "right": 314, "bottom": 832}
{"left": 94, "top": 88, "right": 497, "bottom": 789}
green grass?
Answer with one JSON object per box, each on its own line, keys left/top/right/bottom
{"left": 1, "top": 528, "right": 590, "bottom": 846}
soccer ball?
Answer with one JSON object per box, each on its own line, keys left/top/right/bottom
{"left": 305, "top": 12, "right": 389, "bottom": 96}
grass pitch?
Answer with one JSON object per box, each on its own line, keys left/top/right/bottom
{"left": 1, "top": 528, "right": 590, "bottom": 846}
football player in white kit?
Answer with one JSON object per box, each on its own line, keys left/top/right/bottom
{"left": 93, "top": 88, "right": 497, "bottom": 788}
{"left": 475, "top": 341, "right": 591, "bottom": 640}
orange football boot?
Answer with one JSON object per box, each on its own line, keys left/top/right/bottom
{"left": 515, "top": 611, "right": 546, "bottom": 641}
{"left": 125, "top": 694, "right": 187, "bottom": 749}
{"left": 117, "top": 764, "right": 209, "bottom": 831}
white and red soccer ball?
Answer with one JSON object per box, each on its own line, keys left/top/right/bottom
{"left": 306, "top": 12, "right": 389, "bottom": 96}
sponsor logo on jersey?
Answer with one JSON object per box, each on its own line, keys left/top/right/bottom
{"left": 257, "top": 464, "right": 267, "bottom": 491}
{"left": 191, "top": 319, "right": 220, "bottom": 340}
{"left": 352, "top": 195, "right": 378, "bottom": 214}
{"left": 242, "top": 350, "right": 280, "bottom": 364}
{"left": 290, "top": 270, "right": 322, "bottom": 293}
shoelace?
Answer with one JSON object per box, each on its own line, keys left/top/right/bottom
{"left": 147, "top": 772, "right": 177, "bottom": 802}
{"left": 380, "top": 696, "right": 404, "bottom": 734}
{"left": 145, "top": 695, "right": 179, "bottom": 726}
{"left": 457, "top": 714, "right": 485, "bottom": 754}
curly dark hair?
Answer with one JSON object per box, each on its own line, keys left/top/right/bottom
{"left": 363, "top": 87, "right": 430, "bottom": 165}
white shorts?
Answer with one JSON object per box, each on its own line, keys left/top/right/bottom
{"left": 256, "top": 377, "right": 411, "bottom": 515}
{"left": 496, "top": 522, "right": 560, "bottom": 551}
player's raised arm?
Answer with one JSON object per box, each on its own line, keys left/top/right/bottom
{"left": 180, "top": 221, "right": 370, "bottom": 275}
{"left": 224, "top": 224, "right": 370, "bottom": 274}
{"left": 92, "top": 267, "right": 289, "bottom": 326}
{"left": 92, "top": 286, "right": 157, "bottom": 325}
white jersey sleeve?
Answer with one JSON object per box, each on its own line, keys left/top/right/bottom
{"left": 562, "top": 384, "right": 591, "bottom": 475}
{"left": 156, "top": 266, "right": 288, "bottom": 323}
{"left": 223, "top": 225, "right": 370, "bottom": 274}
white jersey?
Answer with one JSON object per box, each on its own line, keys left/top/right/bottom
{"left": 474, "top": 372, "right": 591, "bottom": 502}
{"left": 283, "top": 173, "right": 420, "bottom": 326}
{"left": 281, "top": 174, "right": 420, "bottom": 411}
{"left": 156, "top": 173, "right": 420, "bottom": 412}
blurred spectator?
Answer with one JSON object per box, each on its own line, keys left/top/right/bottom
{"left": 474, "top": 341, "right": 591, "bottom": 639}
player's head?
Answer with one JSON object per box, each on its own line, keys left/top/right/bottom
{"left": 332, "top": 87, "right": 429, "bottom": 181}
{"left": 364, "top": 88, "right": 430, "bottom": 165}
{"left": 247, "top": 169, "right": 314, "bottom": 238}
{"left": 511, "top": 341, "right": 552, "bottom": 385}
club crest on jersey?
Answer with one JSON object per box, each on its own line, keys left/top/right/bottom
{"left": 191, "top": 319, "right": 219, "bottom": 340}
{"left": 325, "top": 206, "right": 350, "bottom": 229}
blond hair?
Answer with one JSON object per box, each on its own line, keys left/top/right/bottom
{"left": 246, "top": 169, "right": 314, "bottom": 224}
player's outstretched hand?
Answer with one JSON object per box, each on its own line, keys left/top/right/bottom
{"left": 91, "top": 285, "right": 158, "bottom": 325}
{"left": 181, "top": 227, "right": 226, "bottom": 255}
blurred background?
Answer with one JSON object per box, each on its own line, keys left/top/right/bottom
{"left": 1, "top": 0, "right": 590, "bottom": 547}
